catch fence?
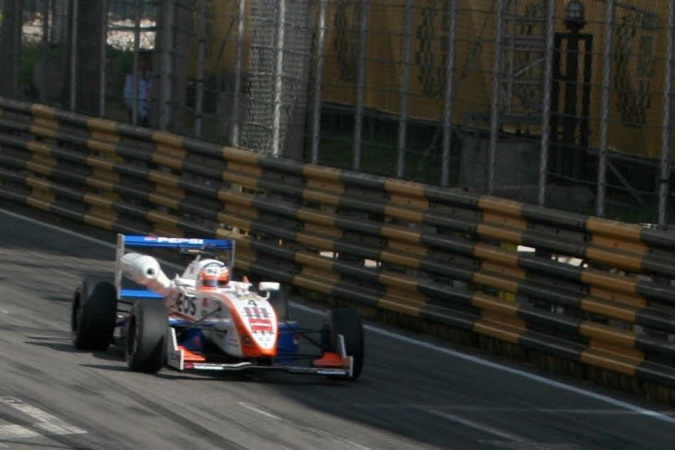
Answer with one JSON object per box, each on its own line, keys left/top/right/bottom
{"left": 0, "top": 0, "right": 673, "bottom": 224}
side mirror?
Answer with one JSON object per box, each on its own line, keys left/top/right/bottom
{"left": 258, "top": 281, "right": 280, "bottom": 292}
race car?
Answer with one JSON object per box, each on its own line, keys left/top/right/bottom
{"left": 70, "top": 234, "right": 364, "bottom": 380}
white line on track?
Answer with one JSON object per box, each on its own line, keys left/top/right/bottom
{"left": 0, "top": 424, "right": 39, "bottom": 440}
{"left": 238, "top": 401, "right": 282, "bottom": 420}
{"left": 310, "top": 428, "right": 374, "bottom": 450}
{"left": 426, "top": 408, "right": 524, "bottom": 441}
{"left": 2, "top": 397, "right": 87, "bottom": 436}
{"left": 3, "top": 207, "right": 675, "bottom": 427}
{"left": 424, "top": 409, "right": 582, "bottom": 449}
{"left": 349, "top": 404, "right": 675, "bottom": 417}
{"left": 237, "top": 401, "right": 372, "bottom": 449}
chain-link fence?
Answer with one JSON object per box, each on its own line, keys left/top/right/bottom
{"left": 0, "top": 0, "right": 673, "bottom": 226}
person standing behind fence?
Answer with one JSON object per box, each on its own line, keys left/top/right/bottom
{"left": 123, "top": 61, "right": 151, "bottom": 126}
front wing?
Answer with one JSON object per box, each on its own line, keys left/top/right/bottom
{"left": 165, "top": 328, "right": 355, "bottom": 378}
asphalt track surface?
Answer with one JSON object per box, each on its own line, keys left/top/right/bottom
{"left": 0, "top": 204, "right": 674, "bottom": 449}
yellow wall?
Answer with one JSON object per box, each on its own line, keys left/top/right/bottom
{"left": 205, "top": 0, "right": 672, "bottom": 160}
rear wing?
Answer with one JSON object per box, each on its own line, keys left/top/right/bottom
{"left": 114, "top": 234, "right": 236, "bottom": 302}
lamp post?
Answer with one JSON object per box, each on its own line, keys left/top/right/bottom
{"left": 562, "top": 0, "right": 586, "bottom": 179}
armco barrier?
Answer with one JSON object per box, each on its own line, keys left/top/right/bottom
{"left": 1, "top": 98, "right": 675, "bottom": 403}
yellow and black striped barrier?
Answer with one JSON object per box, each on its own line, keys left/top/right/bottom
{"left": 1, "top": 97, "right": 674, "bottom": 403}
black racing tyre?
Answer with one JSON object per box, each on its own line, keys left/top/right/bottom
{"left": 326, "top": 308, "right": 364, "bottom": 380}
{"left": 262, "top": 288, "right": 289, "bottom": 321}
{"left": 125, "top": 300, "right": 167, "bottom": 373}
{"left": 71, "top": 277, "right": 117, "bottom": 351}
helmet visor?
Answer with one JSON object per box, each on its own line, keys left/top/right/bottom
{"left": 202, "top": 278, "right": 219, "bottom": 287}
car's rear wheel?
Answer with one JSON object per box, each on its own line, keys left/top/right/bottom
{"left": 71, "top": 277, "right": 117, "bottom": 351}
{"left": 326, "top": 308, "right": 364, "bottom": 380}
{"left": 126, "top": 300, "right": 166, "bottom": 373}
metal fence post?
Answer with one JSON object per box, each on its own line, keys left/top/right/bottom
{"left": 98, "top": 0, "right": 108, "bottom": 117}
{"left": 396, "top": 0, "right": 414, "bottom": 179}
{"left": 441, "top": 0, "right": 458, "bottom": 189}
{"left": 0, "top": 0, "right": 23, "bottom": 97}
{"left": 659, "top": 0, "right": 674, "bottom": 229}
{"left": 194, "top": 0, "right": 207, "bottom": 139}
{"left": 272, "top": 0, "right": 286, "bottom": 157}
{"left": 231, "top": 0, "right": 246, "bottom": 147}
{"left": 538, "top": 0, "right": 556, "bottom": 206}
{"left": 130, "top": 0, "right": 142, "bottom": 125}
{"left": 310, "top": 0, "right": 327, "bottom": 164}
{"left": 597, "top": 0, "right": 615, "bottom": 217}
{"left": 488, "top": 0, "right": 506, "bottom": 195}
{"left": 69, "top": 0, "right": 79, "bottom": 111}
{"left": 39, "top": 0, "right": 50, "bottom": 103}
{"left": 159, "top": 0, "right": 174, "bottom": 131}
{"left": 353, "top": 0, "right": 370, "bottom": 171}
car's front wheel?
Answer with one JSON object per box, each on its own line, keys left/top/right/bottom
{"left": 126, "top": 300, "right": 167, "bottom": 373}
{"left": 326, "top": 308, "right": 364, "bottom": 381}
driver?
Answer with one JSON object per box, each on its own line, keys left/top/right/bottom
{"left": 196, "top": 262, "right": 230, "bottom": 291}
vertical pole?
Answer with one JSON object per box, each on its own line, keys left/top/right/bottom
{"left": 159, "top": 0, "right": 174, "bottom": 131}
{"left": 69, "top": 0, "right": 79, "bottom": 111}
{"left": 563, "top": 27, "right": 581, "bottom": 179}
{"left": 231, "top": 0, "right": 246, "bottom": 147}
{"left": 597, "top": 0, "right": 615, "bottom": 217}
{"left": 659, "top": 0, "right": 674, "bottom": 229}
{"left": 353, "top": 0, "right": 370, "bottom": 171}
{"left": 98, "top": 0, "right": 108, "bottom": 117}
{"left": 51, "top": 0, "right": 61, "bottom": 45}
{"left": 40, "top": 0, "right": 50, "bottom": 103}
{"left": 488, "top": 0, "right": 506, "bottom": 195}
{"left": 0, "top": 0, "right": 22, "bottom": 97}
{"left": 397, "top": 0, "right": 414, "bottom": 178}
{"left": 131, "top": 0, "right": 142, "bottom": 125}
{"left": 194, "top": 0, "right": 207, "bottom": 138}
{"left": 441, "top": 0, "right": 457, "bottom": 188}
{"left": 538, "top": 0, "right": 556, "bottom": 206}
{"left": 18, "top": 0, "right": 25, "bottom": 95}
{"left": 272, "top": 0, "right": 286, "bottom": 156}
{"left": 13, "top": 0, "right": 22, "bottom": 95}
{"left": 310, "top": 0, "right": 327, "bottom": 164}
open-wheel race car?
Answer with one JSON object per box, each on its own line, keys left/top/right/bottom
{"left": 71, "top": 234, "right": 364, "bottom": 380}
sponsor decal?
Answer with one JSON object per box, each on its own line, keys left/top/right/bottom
{"left": 156, "top": 237, "right": 205, "bottom": 244}
{"left": 249, "top": 317, "right": 273, "bottom": 333}
{"left": 244, "top": 306, "right": 273, "bottom": 333}
{"left": 192, "top": 364, "right": 225, "bottom": 371}
{"left": 316, "top": 369, "right": 346, "bottom": 376}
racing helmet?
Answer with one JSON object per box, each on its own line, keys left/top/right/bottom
{"left": 197, "top": 263, "right": 230, "bottom": 290}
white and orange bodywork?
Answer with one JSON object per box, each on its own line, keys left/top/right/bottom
{"left": 120, "top": 250, "right": 354, "bottom": 376}
{"left": 122, "top": 254, "right": 278, "bottom": 357}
